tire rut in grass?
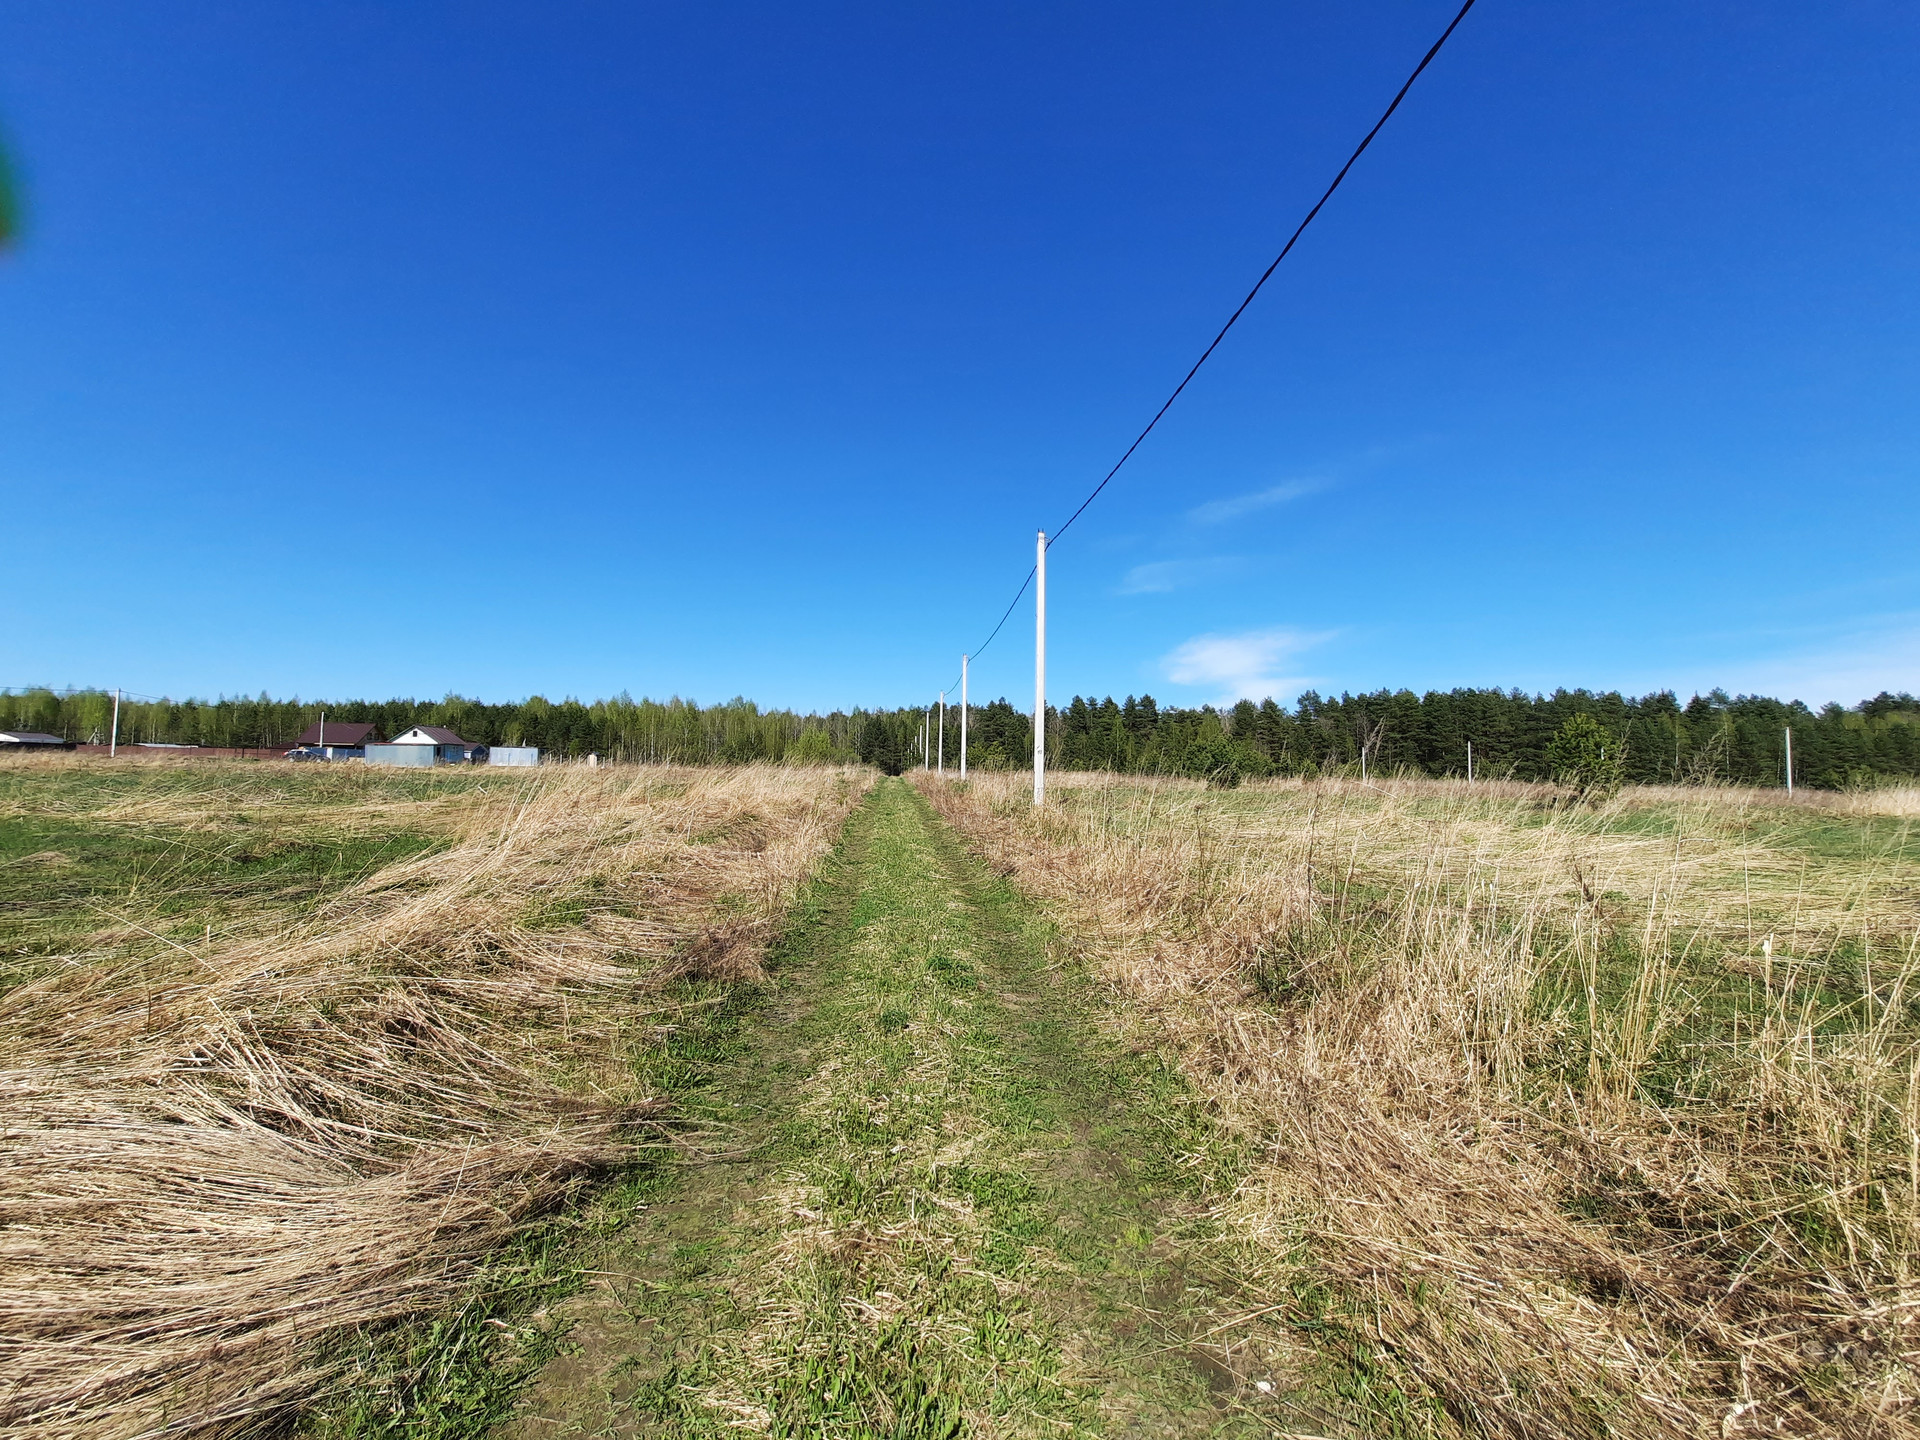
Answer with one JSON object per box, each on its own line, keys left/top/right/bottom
{"left": 511, "top": 779, "right": 1261, "bottom": 1439}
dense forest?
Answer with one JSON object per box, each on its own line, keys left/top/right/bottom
{"left": 1039, "top": 688, "right": 1920, "bottom": 790}
{"left": 5, "top": 685, "right": 1917, "bottom": 791}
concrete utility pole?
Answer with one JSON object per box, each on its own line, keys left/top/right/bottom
{"left": 923, "top": 712, "right": 930, "bottom": 771}
{"left": 960, "top": 655, "right": 969, "bottom": 780}
{"left": 1033, "top": 530, "right": 1046, "bottom": 807}
{"left": 1467, "top": 739, "right": 1473, "bottom": 783}
{"left": 1785, "top": 727, "right": 1793, "bottom": 796}
{"left": 938, "top": 692, "right": 945, "bottom": 776}
{"left": 109, "top": 688, "right": 121, "bottom": 758}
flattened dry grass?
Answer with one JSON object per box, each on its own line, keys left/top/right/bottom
{"left": 0, "top": 757, "right": 508, "bottom": 999}
{"left": 0, "top": 758, "right": 868, "bottom": 1439}
{"left": 919, "top": 771, "right": 1920, "bottom": 1438}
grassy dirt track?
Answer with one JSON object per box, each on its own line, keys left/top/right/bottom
{"left": 514, "top": 778, "right": 1280, "bottom": 1439}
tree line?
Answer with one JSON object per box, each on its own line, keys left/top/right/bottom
{"left": 1040, "top": 688, "right": 1920, "bottom": 789}
{"left": 5, "top": 685, "right": 1916, "bottom": 790}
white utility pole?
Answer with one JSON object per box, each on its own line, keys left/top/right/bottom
{"left": 938, "top": 692, "right": 945, "bottom": 776}
{"left": 318, "top": 710, "right": 326, "bottom": 754}
{"left": 1033, "top": 530, "right": 1047, "bottom": 807}
{"left": 1466, "top": 740, "right": 1473, "bottom": 783}
{"left": 109, "top": 688, "right": 121, "bottom": 757}
{"left": 1784, "top": 726, "right": 1793, "bottom": 796}
{"left": 922, "top": 713, "right": 929, "bottom": 771}
{"left": 960, "top": 655, "right": 969, "bottom": 780}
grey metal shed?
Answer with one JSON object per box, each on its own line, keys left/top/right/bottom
{"left": 364, "top": 743, "right": 435, "bottom": 768}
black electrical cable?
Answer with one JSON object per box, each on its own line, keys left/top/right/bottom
{"left": 1048, "top": 0, "right": 1477, "bottom": 548}
{"left": 948, "top": 0, "right": 1477, "bottom": 687}
{"left": 944, "top": 563, "right": 1035, "bottom": 694}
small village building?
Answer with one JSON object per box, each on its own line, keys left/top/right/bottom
{"left": 290, "top": 720, "right": 381, "bottom": 760}
{"left": 488, "top": 746, "right": 540, "bottom": 766}
{"left": 367, "top": 725, "right": 477, "bottom": 766}
{"left": 0, "top": 731, "right": 74, "bottom": 751}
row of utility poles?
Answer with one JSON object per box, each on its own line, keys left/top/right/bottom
{"left": 918, "top": 653, "right": 975, "bottom": 783}
{"left": 928, "top": 532, "right": 1805, "bottom": 805}
{"left": 919, "top": 530, "right": 1041, "bottom": 796}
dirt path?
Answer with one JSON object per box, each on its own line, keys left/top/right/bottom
{"left": 509, "top": 779, "right": 1274, "bottom": 1439}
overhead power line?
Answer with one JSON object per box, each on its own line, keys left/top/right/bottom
{"left": 952, "top": 0, "right": 1478, "bottom": 687}
{"left": 945, "top": 568, "right": 1037, "bottom": 693}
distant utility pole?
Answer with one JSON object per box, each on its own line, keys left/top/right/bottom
{"left": 318, "top": 710, "right": 326, "bottom": 753}
{"left": 1467, "top": 739, "right": 1473, "bottom": 784}
{"left": 1784, "top": 726, "right": 1793, "bottom": 796}
{"left": 937, "top": 691, "right": 945, "bottom": 777}
{"left": 960, "top": 655, "right": 969, "bottom": 780}
{"left": 109, "top": 688, "right": 121, "bottom": 757}
{"left": 923, "top": 711, "right": 930, "bottom": 771}
{"left": 1033, "top": 530, "right": 1046, "bottom": 807}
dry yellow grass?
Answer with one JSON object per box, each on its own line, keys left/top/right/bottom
{"left": 1, "top": 760, "right": 869, "bottom": 1440}
{"left": 918, "top": 770, "right": 1920, "bottom": 1438}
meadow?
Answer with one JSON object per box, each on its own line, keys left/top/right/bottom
{"left": 0, "top": 755, "right": 867, "bottom": 1439}
{"left": 6, "top": 754, "right": 1917, "bottom": 1438}
{"left": 919, "top": 771, "right": 1920, "bottom": 1437}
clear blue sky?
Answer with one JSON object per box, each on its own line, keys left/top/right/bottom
{"left": 2, "top": 2, "right": 1915, "bottom": 712}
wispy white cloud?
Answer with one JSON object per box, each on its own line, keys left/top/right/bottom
{"left": 1162, "top": 627, "right": 1332, "bottom": 706}
{"left": 1648, "top": 615, "right": 1920, "bottom": 708}
{"left": 1187, "top": 478, "right": 1323, "bottom": 526}
{"left": 1118, "top": 556, "right": 1242, "bottom": 595}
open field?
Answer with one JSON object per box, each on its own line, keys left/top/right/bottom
{"left": 0, "top": 755, "right": 868, "bottom": 1439}
{"left": 918, "top": 771, "right": 1920, "bottom": 1437}
{"left": 10, "top": 757, "right": 1919, "bottom": 1438}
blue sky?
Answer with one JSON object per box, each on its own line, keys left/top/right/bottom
{"left": 2, "top": 2, "right": 1915, "bottom": 713}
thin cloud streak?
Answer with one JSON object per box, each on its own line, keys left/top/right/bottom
{"left": 1118, "top": 557, "right": 1242, "bottom": 595}
{"left": 1635, "top": 615, "right": 1920, "bottom": 708}
{"left": 1187, "top": 478, "right": 1323, "bottom": 526}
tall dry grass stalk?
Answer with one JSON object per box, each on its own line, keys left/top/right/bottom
{"left": 918, "top": 771, "right": 1920, "bottom": 1437}
{"left": 1, "top": 762, "right": 867, "bottom": 1439}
